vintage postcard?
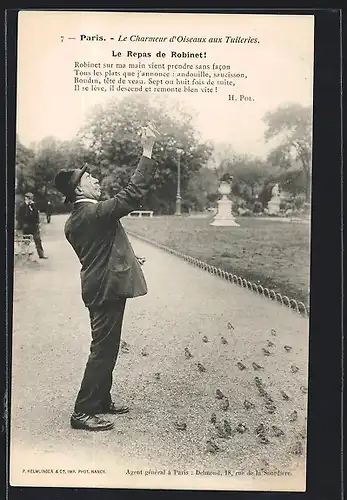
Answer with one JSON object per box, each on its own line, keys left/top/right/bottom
{"left": 10, "top": 10, "right": 314, "bottom": 491}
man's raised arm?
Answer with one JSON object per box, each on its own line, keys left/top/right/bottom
{"left": 95, "top": 124, "right": 160, "bottom": 221}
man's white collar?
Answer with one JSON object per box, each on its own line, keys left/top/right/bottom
{"left": 75, "top": 198, "right": 98, "bottom": 204}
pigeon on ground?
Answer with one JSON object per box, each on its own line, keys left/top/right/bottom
{"left": 227, "top": 323, "right": 234, "bottom": 330}
{"left": 290, "top": 364, "right": 299, "bottom": 373}
{"left": 244, "top": 400, "right": 255, "bottom": 410}
{"left": 264, "top": 391, "right": 273, "bottom": 404}
{"left": 255, "top": 423, "right": 266, "bottom": 436}
{"left": 210, "top": 413, "right": 217, "bottom": 425}
{"left": 224, "top": 419, "right": 233, "bottom": 436}
{"left": 154, "top": 372, "right": 160, "bottom": 380}
{"left": 300, "top": 386, "right": 308, "bottom": 394}
{"left": 259, "top": 386, "right": 268, "bottom": 397}
{"left": 252, "top": 362, "right": 264, "bottom": 371}
{"left": 256, "top": 377, "right": 267, "bottom": 389}
{"left": 292, "top": 440, "right": 303, "bottom": 455}
{"left": 184, "top": 347, "right": 193, "bottom": 359}
{"left": 174, "top": 421, "right": 187, "bottom": 431}
{"left": 264, "top": 393, "right": 274, "bottom": 403}
{"left": 220, "top": 398, "right": 230, "bottom": 411}
{"left": 262, "top": 348, "right": 272, "bottom": 356}
{"left": 121, "top": 341, "right": 130, "bottom": 353}
{"left": 216, "top": 389, "right": 225, "bottom": 399}
{"left": 299, "top": 429, "right": 307, "bottom": 440}
{"left": 202, "top": 335, "right": 209, "bottom": 343}
{"left": 197, "top": 362, "right": 206, "bottom": 372}
{"left": 255, "top": 423, "right": 270, "bottom": 443}
{"left": 141, "top": 347, "right": 149, "bottom": 357}
{"left": 265, "top": 401, "right": 276, "bottom": 413}
{"left": 236, "top": 423, "right": 247, "bottom": 434}
{"left": 272, "top": 425, "right": 285, "bottom": 437}
{"left": 280, "top": 390, "right": 291, "bottom": 401}
{"left": 284, "top": 345, "right": 292, "bottom": 352}
{"left": 216, "top": 423, "right": 229, "bottom": 439}
{"left": 258, "top": 434, "right": 270, "bottom": 444}
{"left": 267, "top": 340, "right": 275, "bottom": 348}
{"left": 237, "top": 362, "right": 247, "bottom": 371}
{"left": 206, "top": 439, "right": 220, "bottom": 453}
{"left": 221, "top": 336, "right": 228, "bottom": 345}
{"left": 254, "top": 377, "right": 267, "bottom": 397}
{"left": 289, "top": 410, "right": 298, "bottom": 422}
{"left": 270, "top": 329, "right": 276, "bottom": 336}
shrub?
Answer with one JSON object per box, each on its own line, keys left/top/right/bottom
{"left": 293, "top": 193, "right": 306, "bottom": 210}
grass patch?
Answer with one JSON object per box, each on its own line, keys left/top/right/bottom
{"left": 122, "top": 215, "right": 311, "bottom": 306}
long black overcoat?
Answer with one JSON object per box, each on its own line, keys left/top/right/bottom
{"left": 64, "top": 156, "right": 157, "bottom": 308}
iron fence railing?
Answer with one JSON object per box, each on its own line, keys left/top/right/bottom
{"left": 127, "top": 230, "right": 309, "bottom": 317}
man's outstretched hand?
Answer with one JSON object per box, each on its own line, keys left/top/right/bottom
{"left": 141, "top": 123, "right": 161, "bottom": 158}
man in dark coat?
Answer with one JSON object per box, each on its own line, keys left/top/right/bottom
{"left": 54, "top": 125, "right": 159, "bottom": 431}
{"left": 16, "top": 192, "right": 47, "bottom": 259}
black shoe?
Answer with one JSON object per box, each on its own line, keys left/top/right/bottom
{"left": 70, "top": 412, "right": 114, "bottom": 431}
{"left": 39, "top": 256, "right": 48, "bottom": 259}
{"left": 102, "top": 401, "right": 129, "bottom": 415}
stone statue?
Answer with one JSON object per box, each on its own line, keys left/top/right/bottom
{"left": 210, "top": 175, "right": 240, "bottom": 227}
{"left": 267, "top": 183, "right": 281, "bottom": 215}
{"left": 271, "top": 183, "right": 280, "bottom": 198}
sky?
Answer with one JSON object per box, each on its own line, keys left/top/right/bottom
{"left": 16, "top": 11, "right": 314, "bottom": 158}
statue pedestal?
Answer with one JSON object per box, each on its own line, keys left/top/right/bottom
{"left": 210, "top": 198, "right": 240, "bottom": 227}
{"left": 267, "top": 197, "right": 281, "bottom": 215}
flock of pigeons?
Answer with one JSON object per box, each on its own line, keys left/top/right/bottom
{"left": 120, "top": 325, "right": 307, "bottom": 456}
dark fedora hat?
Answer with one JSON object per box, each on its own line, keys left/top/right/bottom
{"left": 54, "top": 163, "right": 88, "bottom": 203}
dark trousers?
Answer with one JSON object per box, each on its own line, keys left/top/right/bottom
{"left": 23, "top": 229, "right": 44, "bottom": 258}
{"left": 74, "top": 298, "right": 127, "bottom": 415}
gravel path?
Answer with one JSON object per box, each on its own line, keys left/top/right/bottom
{"left": 10, "top": 215, "right": 309, "bottom": 491}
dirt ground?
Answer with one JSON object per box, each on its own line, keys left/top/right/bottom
{"left": 10, "top": 214, "right": 309, "bottom": 491}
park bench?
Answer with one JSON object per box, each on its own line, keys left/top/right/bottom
{"left": 127, "top": 210, "right": 154, "bottom": 218}
{"left": 14, "top": 234, "right": 35, "bottom": 261}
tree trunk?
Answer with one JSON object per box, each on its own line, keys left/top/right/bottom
{"left": 303, "top": 166, "right": 311, "bottom": 202}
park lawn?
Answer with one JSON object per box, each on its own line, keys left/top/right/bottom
{"left": 122, "top": 215, "right": 311, "bottom": 306}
